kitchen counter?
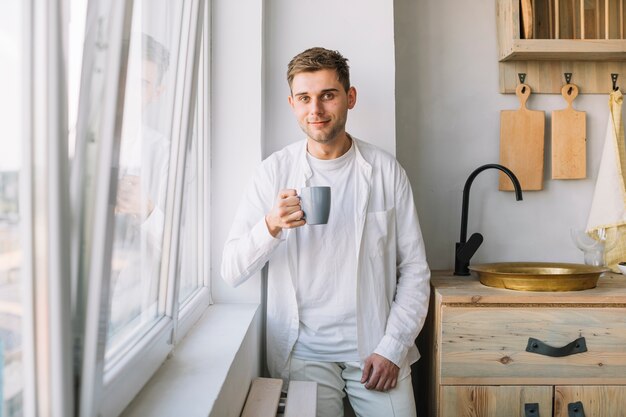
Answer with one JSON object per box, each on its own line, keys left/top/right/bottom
{"left": 424, "top": 270, "right": 626, "bottom": 417}
{"left": 431, "top": 270, "right": 626, "bottom": 304}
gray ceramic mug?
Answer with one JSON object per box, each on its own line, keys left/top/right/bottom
{"left": 299, "top": 186, "right": 331, "bottom": 225}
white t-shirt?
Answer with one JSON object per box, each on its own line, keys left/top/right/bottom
{"left": 292, "top": 142, "right": 359, "bottom": 362}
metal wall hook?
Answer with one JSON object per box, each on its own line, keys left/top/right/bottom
{"left": 563, "top": 73, "right": 574, "bottom": 95}
{"left": 518, "top": 73, "right": 526, "bottom": 84}
{"left": 564, "top": 73, "right": 572, "bottom": 84}
{"left": 612, "top": 73, "right": 619, "bottom": 91}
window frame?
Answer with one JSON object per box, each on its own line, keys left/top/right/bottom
{"left": 10, "top": 0, "right": 211, "bottom": 415}
{"left": 73, "top": 0, "right": 210, "bottom": 416}
{"left": 171, "top": 0, "right": 212, "bottom": 344}
{"left": 20, "top": 0, "right": 75, "bottom": 416}
{"left": 75, "top": 0, "right": 136, "bottom": 415}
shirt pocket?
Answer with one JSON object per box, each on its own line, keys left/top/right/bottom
{"left": 364, "top": 208, "right": 394, "bottom": 258}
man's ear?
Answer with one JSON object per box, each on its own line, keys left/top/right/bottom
{"left": 347, "top": 86, "right": 357, "bottom": 109}
{"left": 288, "top": 94, "right": 295, "bottom": 109}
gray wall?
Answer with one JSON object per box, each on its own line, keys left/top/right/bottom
{"left": 211, "top": 0, "right": 264, "bottom": 303}
{"left": 395, "top": 0, "right": 610, "bottom": 270}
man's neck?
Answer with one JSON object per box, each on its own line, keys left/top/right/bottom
{"left": 307, "top": 133, "right": 352, "bottom": 160}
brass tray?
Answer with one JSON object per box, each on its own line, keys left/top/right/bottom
{"left": 469, "top": 262, "right": 610, "bottom": 291}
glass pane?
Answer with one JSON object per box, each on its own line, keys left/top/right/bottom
{"left": 0, "top": 1, "right": 24, "bottom": 415}
{"left": 177, "top": 93, "right": 201, "bottom": 305}
{"left": 177, "top": 25, "right": 205, "bottom": 305}
{"left": 68, "top": 0, "right": 87, "bottom": 159}
{"left": 106, "top": 0, "right": 184, "bottom": 358}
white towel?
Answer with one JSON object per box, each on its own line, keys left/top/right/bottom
{"left": 586, "top": 90, "right": 626, "bottom": 272}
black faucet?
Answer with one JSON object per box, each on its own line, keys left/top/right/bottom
{"left": 454, "top": 164, "right": 523, "bottom": 276}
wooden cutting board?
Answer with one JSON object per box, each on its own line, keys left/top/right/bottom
{"left": 552, "top": 83, "right": 586, "bottom": 179}
{"left": 499, "top": 83, "right": 545, "bottom": 191}
{"left": 520, "top": 0, "right": 533, "bottom": 39}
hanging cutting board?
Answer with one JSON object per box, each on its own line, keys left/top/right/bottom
{"left": 551, "top": 83, "right": 586, "bottom": 179}
{"left": 520, "top": 0, "right": 533, "bottom": 39}
{"left": 499, "top": 83, "right": 545, "bottom": 191}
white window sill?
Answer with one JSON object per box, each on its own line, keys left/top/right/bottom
{"left": 120, "top": 303, "right": 262, "bottom": 417}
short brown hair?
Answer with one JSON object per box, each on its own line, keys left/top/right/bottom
{"left": 287, "top": 47, "right": 350, "bottom": 92}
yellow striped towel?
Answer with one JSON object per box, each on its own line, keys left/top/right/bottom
{"left": 586, "top": 90, "right": 626, "bottom": 272}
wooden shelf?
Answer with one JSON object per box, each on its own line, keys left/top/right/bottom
{"left": 497, "top": 0, "right": 626, "bottom": 93}
{"left": 499, "top": 60, "right": 626, "bottom": 93}
{"left": 501, "top": 39, "right": 626, "bottom": 61}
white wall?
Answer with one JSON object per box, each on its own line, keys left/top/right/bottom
{"left": 263, "top": 0, "right": 396, "bottom": 157}
{"left": 395, "top": 0, "right": 612, "bottom": 270}
{"left": 211, "top": 0, "right": 265, "bottom": 303}
{"left": 212, "top": 0, "right": 398, "bottom": 302}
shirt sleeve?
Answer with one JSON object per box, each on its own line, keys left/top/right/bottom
{"left": 221, "top": 161, "right": 285, "bottom": 287}
{"left": 373, "top": 165, "right": 431, "bottom": 366}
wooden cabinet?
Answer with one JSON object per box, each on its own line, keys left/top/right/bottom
{"left": 427, "top": 271, "right": 626, "bottom": 417}
{"left": 496, "top": 0, "right": 626, "bottom": 93}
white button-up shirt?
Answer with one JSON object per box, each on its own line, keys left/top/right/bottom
{"left": 221, "top": 138, "right": 431, "bottom": 382}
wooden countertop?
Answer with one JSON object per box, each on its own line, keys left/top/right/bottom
{"left": 431, "top": 270, "right": 626, "bottom": 304}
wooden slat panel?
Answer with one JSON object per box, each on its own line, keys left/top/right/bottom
{"left": 555, "top": 386, "right": 626, "bottom": 417}
{"left": 284, "top": 381, "right": 317, "bottom": 417}
{"left": 557, "top": 0, "right": 562, "bottom": 38}
{"left": 600, "top": 0, "right": 607, "bottom": 37}
{"left": 610, "top": 0, "right": 622, "bottom": 38}
{"left": 583, "top": 0, "right": 599, "bottom": 39}
{"left": 440, "top": 307, "right": 626, "bottom": 384}
{"left": 620, "top": 0, "right": 624, "bottom": 38}
{"left": 534, "top": 0, "right": 552, "bottom": 38}
{"left": 440, "top": 385, "right": 552, "bottom": 417}
{"left": 241, "top": 378, "right": 282, "bottom": 417}
{"left": 560, "top": 0, "right": 576, "bottom": 38}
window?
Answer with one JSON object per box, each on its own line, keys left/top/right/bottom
{"left": 0, "top": 2, "right": 24, "bottom": 416}
{"left": 0, "top": 0, "right": 210, "bottom": 416}
{"left": 177, "top": 27, "right": 208, "bottom": 307}
{"left": 106, "top": 1, "right": 185, "bottom": 364}
{"left": 73, "top": 0, "right": 210, "bottom": 416}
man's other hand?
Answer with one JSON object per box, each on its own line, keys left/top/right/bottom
{"left": 116, "top": 175, "right": 154, "bottom": 216}
{"left": 265, "top": 189, "right": 305, "bottom": 237}
{"left": 360, "top": 353, "right": 399, "bottom": 392}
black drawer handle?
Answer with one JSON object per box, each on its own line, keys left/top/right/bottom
{"left": 568, "top": 401, "right": 586, "bottom": 417}
{"left": 526, "top": 337, "right": 587, "bottom": 357}
{"left": 524, "top": 402, "right": 540, "bottom": 417}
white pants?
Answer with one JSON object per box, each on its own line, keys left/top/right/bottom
{"left": 288, "top": 357, "right": 417, "bottom": 417}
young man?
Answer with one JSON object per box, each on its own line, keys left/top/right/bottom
{"left": 222, "top": 47, "right": 430, "bottom": 417}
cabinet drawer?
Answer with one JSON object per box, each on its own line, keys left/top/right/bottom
{"left": 440, "top": 307, "right": 626, "bottom": 385}
{"left": 554, "top": 386, "right": 626, "bottom": 417}
{"left": 440, "top": 386, "right": 551, "bottom": 417}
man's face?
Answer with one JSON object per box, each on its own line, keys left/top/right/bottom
{"left": 288, "top": 69, "right": 356, "bottom": 145}
{"left": 142, "top": 60, "right": 164, "bottom": 107}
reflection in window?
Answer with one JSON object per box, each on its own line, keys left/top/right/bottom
{"left": 106, "top": 1, "right": 183, "bottom": 359}
{"left": 0, "top": 2, "right": 23, "bottom": 416}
